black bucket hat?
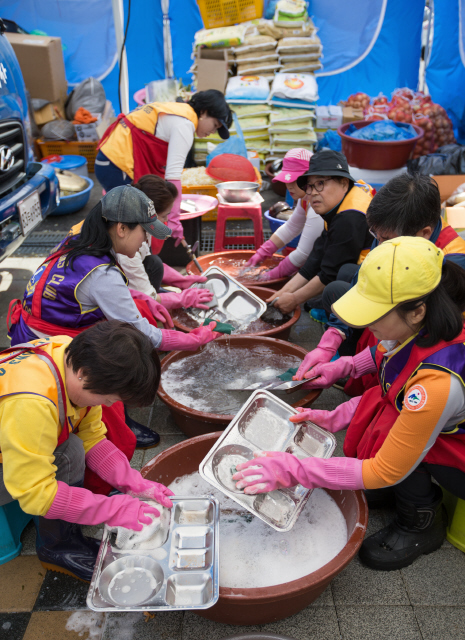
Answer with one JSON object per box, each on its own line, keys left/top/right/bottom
{"left": 296, "top": 150, "right": 356, "bottom": 190}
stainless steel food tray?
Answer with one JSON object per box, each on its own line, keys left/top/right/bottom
{"left": 86, "top": 496, "right": 219, "bottom": 612}
{"left": 186, "top": 265, "right": 267, "bottom": 326}
{"left": 199, "top": 391, "right": 336, "bottom": 532}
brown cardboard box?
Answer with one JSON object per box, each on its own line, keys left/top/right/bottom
{"left": 6, "top": 33, "right": 67, "bottom": 102}
{"left": 33, "top": 99, "right": 65, "bottom": 126}
{"left": 444, "top": 206, "right": 465, "bottom": 231}
{"left": 196, "top": 49, "right": 228, "bottom": 93}
{"left": 432, "top": 175, "right": 465, "bottom": 203}
{"left": 342, "top": 106, "right": 364, "bottom": 124}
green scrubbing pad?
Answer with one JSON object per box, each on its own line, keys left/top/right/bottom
{"left": 277, "top": 367, "right": 299, "bottom": 382}
{"left": 202, "top": 319, "right": 235, "bottom": 335}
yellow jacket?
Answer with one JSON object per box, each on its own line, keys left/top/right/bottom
{"left": 99, "top": 102, "right": 198, "bottom": 179}
{"left": 0, "top": 337, "right": 107, "bottom": 515}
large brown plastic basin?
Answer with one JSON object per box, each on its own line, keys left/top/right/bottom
{"left": 157, "top": 335, "right": 320, "bottom": 438}
{"left": 141, "top": 433, "right": 369, "bottom": 625}
{"left": 172, "top": 286, "right": 301, "bottom": 341}
{"left": 186, "top": 251, "right": 288, "bottom": 290}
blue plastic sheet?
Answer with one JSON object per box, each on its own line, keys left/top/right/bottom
{"left": 346, "top": 120, "right": 417, "bottom": 141}
{"left": 206, "top": 113, "right": 247, "bottom": 165}
{"left": 317, "top": 130, "right": 342, "bottom": 151}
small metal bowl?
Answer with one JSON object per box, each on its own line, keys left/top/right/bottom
{"left": 216, "top": 181, "right": 260, "bottom": 203}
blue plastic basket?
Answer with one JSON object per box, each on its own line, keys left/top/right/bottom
{"left": 0, "top": 501, "right": 32, "bottom": 565}
{"left": 264, "top": 209, "right": 301, "bottom": 249}
{"left": 52, "top": 177, "right": 94, "bottom": 216}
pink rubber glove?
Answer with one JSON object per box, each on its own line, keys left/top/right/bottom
{"left": 159, "top": 321, "right": 221, "bottom": 351}
{"left": 167, "top": 179, "right": 184, "bottom": 247}
{"left": 162, "top": 263, "right": 207, "bottom": 290}
{"left": 288, "top": 396, "right": 362, "bottom": 433}
{"left": 294, "top": 327, "right": 344, "bottom": 380}
{"left": 259, "top": 254, "right": 299, "bottom": 281}
{"left": 45, "top": 481, "right": 160, "bottom": 530}
{"left": 301, "top": 347, "right": 377, "bottom": 390}
{"left": 86, "top": 439, "right": 174, "bottom": 508}
{"left": 232, "top": 452, "right": 364, "bottom": 494}
{"left": 158, "top": 288, "right": 213, "bottom": 310}
{"left": 129, "top": 288, "right": 174, "bottom": 328}
{"left": 246, "top": 239, "right": 278, "bottom": 267}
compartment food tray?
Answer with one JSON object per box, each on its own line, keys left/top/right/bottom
{"left": 87, "top": 496, "right": 219, "bottom": 612}
{"left": 186, "top": 265, "right": 267, "bottom": 326}
{"left": 199, "top": 391, "right": 336, "bottom": 532}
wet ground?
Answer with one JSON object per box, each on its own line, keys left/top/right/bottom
{"left": 0, "top": 177, "right": 464, "bottom": 639}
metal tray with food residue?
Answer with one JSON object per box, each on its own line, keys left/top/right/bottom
{"left": 185, "top": 266, "right": 267, "bottom": 328}
{"left": 199, "top": 390, "right": 336, "bottom": 532}
{"left": 86, "top": 496, "right": 219, "bottom": 612}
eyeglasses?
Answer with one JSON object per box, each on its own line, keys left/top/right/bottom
{"left": 305, "top": 178, "right": 333, "bottom": 195}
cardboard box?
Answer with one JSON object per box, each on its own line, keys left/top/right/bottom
{"left": 6, "top": 33, "right": 67, "bottom": 102}
{"left": 444, "top": 206, "right": 465, "bottom": 231}
{"left": 316, "top": 106, "right": 342, "bottom": 130}
{"left": 342, "top": 106, "right": 364, "bottom": 124}
{"left": 33, "top": 99, "right": 65, "bottom": 126}
{"left": 432, "top": 175, "right": 465, "bottom": 204}
{"left": 196, "top": 49, "right": 228, "bottom": 93}
{"left": 73, "top": 100, "right": 115, "bottom": 142}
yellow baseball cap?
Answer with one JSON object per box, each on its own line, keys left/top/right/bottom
{"left": 332, "top": 236, "right": 444, "bottom": 328}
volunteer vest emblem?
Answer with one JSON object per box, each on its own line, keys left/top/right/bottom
{"left": 405, "top": 384, "right": 427, "bottom": 411}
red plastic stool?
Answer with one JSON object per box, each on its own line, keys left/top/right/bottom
{"left": 214, "top": 203, "right": 264, "bottom": 252}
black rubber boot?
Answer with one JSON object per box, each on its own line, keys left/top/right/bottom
{"left": 364, "top": 486, "right": 396, "bottom": 509}
{"left": 359, "top": 487, "right": 447, "bottom": 571}
{"left": 33, "top": 516, "right": 100, "bottom": 582}
{"left": 124, "top": 406, "right": 160, "bottom": 450}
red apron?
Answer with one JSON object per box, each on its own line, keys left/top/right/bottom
{"left": 99, "top": 114, "right": 169, "bottom": 255}
{"left": 343, "top": 328, "right": 465, "bottom": 472}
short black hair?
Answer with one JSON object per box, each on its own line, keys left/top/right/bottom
{"left": 188, "top": 90, "right": 233, "bottom": 128}
{"left": 65, "top": 321, "right": 161, "bottom": 406}
{"left": 366, "top": 173, "right": 441, "bottom": 236}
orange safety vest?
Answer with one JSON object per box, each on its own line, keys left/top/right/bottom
{"left": 98, "top": 102, "right": 198, "bottom": 179}
{"left": 336, "top": 180, "right": 373, "bottom": 264}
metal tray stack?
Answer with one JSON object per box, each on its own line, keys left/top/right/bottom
{"left": 87, "top": 496, "right": 219, "bottom": 612}
{"left": 186, "top": 265, "right": 267, "bottom": 327}
{"left": 200, "top": 391, "right": 336, "bottom": 532}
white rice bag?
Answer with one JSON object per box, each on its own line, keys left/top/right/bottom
{"left": 269, "top": 73, "right": 318, "bottom": 103}
{"left": 225, "top": 75, "right": 271, "bottom": 102}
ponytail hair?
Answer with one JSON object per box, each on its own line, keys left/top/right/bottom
{"left": 397, "top": 260, "right": 465, "bottom": 347}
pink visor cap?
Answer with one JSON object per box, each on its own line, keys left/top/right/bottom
{"left": 272, "top": 148, "right": 313, "bottom": 183}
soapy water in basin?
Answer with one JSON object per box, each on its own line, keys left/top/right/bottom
{"left": 169, "top": 472, "right": 347, "bottom": 589}
{"left": 201, "top": 257, "right": 282, "bottom": 283}
{"left": 161, "top": 342, "right": 303, "bottom": 415}
{"left": 172, "top": 308, "right": 290, "bottom": 334}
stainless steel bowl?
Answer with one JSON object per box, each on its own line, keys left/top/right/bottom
{"left": 216, "top": 181, "right": 260, "bottom": 203}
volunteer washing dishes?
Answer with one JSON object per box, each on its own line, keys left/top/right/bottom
{"left": 233, "top": 237, "right": 465, "bottom": 570}
{"left": 267, "top": 150, "right": 373, "bottom": 314}
{"left": 7, "top": 186, "right": 221, "bottom": 490}
{"left": 95, "top": 90, "right": 232, "bottom": 246}
{"left": 0, "top": 321, "right": 174, "bottom": 582}
{"left": 245, "top": 148, "right": 324, "bottom": 280}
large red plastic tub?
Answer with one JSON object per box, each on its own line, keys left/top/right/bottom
{"left": 337, "top": 120, "right": 424, "bottom": 170}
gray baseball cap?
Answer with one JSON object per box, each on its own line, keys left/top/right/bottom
{"left": 101, "top": 185, "right": 172, "bottom": 240}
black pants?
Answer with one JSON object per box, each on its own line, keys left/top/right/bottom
{"left": 395, "top": 462, "right": 465, "bottom": 505}
{"left": 321, "top": 264, "right": 362, "bottom": 357}
{"left": 143, "top": 255, "right": 164, "bottom": 293}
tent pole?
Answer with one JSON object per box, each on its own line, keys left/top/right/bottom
{"left": 161, "top": 0, "right": 174, "bottom": 79}
{"left": 112, "top": 0, "right": 130, "bottom": 113}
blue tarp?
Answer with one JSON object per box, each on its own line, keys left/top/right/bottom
{"left": 426, "top": 0, "right": 465, "bottom": 143}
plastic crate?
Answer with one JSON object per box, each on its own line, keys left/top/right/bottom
{"left": 181, "top": 167, "right": 262, "bottom": 221}
{"left": 198, "top": 0, "right": 263, "bottom": 29}
{"left": 35, "top": 139, "right": 99, "bottom": 172}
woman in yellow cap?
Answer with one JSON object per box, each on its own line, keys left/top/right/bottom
{"left": 232, "top": 236, "right": 465, "bottom": 570}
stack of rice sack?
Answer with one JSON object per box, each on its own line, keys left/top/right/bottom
{"left": 268, "top": 106, "right": 316, "bottom": 161}
{"left": 232, "top": 35, "right": 280, "bottom": 82}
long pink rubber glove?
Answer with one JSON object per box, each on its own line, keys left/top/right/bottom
{"left": 301, "top": 347, "right": 376, "bottom": 390}
{"left": 86, "top": 439, "right": 174, "bottom": 507}
{"left": 232, "top": 452, "right": 364, "bottom": 494}
{"left": 158, "top": 289, "right": 213, "bottom": 310}
{"left": 129, "top": 288, "right": 174, "bottom": 328}
{"left": 45, "top": 481, "right": 160, "bottom": 530}
{"left": 246, "top": 239, "right": 278, "bottom": 267}
{"left": 160, "top": 321, "right": 221, "bottom": 351}
{"left": 288, "top": 396, "right": 363, "bottom": 433}
{"left": 294, "top": 327, "right": 344, "bottom": 380}
{"left": 167, "top": 179, "right": 184, "bottom": 247}
{"left": 162, "top": 263, "right": 207, "bottom": 290}
{"left": 259, "top": 254, "right": 299, "bottom": 281}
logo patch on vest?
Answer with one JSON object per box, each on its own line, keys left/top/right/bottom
{"left": 405, "top": 384, "right": 427, "bottom": 411}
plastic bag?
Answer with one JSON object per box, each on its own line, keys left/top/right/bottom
{"left": 65, "top": 77, "right": 106, "bottom": 120}
{"left": 346, "top": 120, "right": 417, "bottom": 141}
{"left": 316, "top": 130, "right": 342, "bottom": 152}
{"left": 41, "top": 120, "right": 76, "bottom": 141}
{"left": 225, "top": 75, "right": 270, "bottom": 102}
{"left": 206, "top": 113, "right": 248, "bottom": 165}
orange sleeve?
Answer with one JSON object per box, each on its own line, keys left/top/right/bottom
{"left": 362, "top": 368, "right": 452, "bottom": 489}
